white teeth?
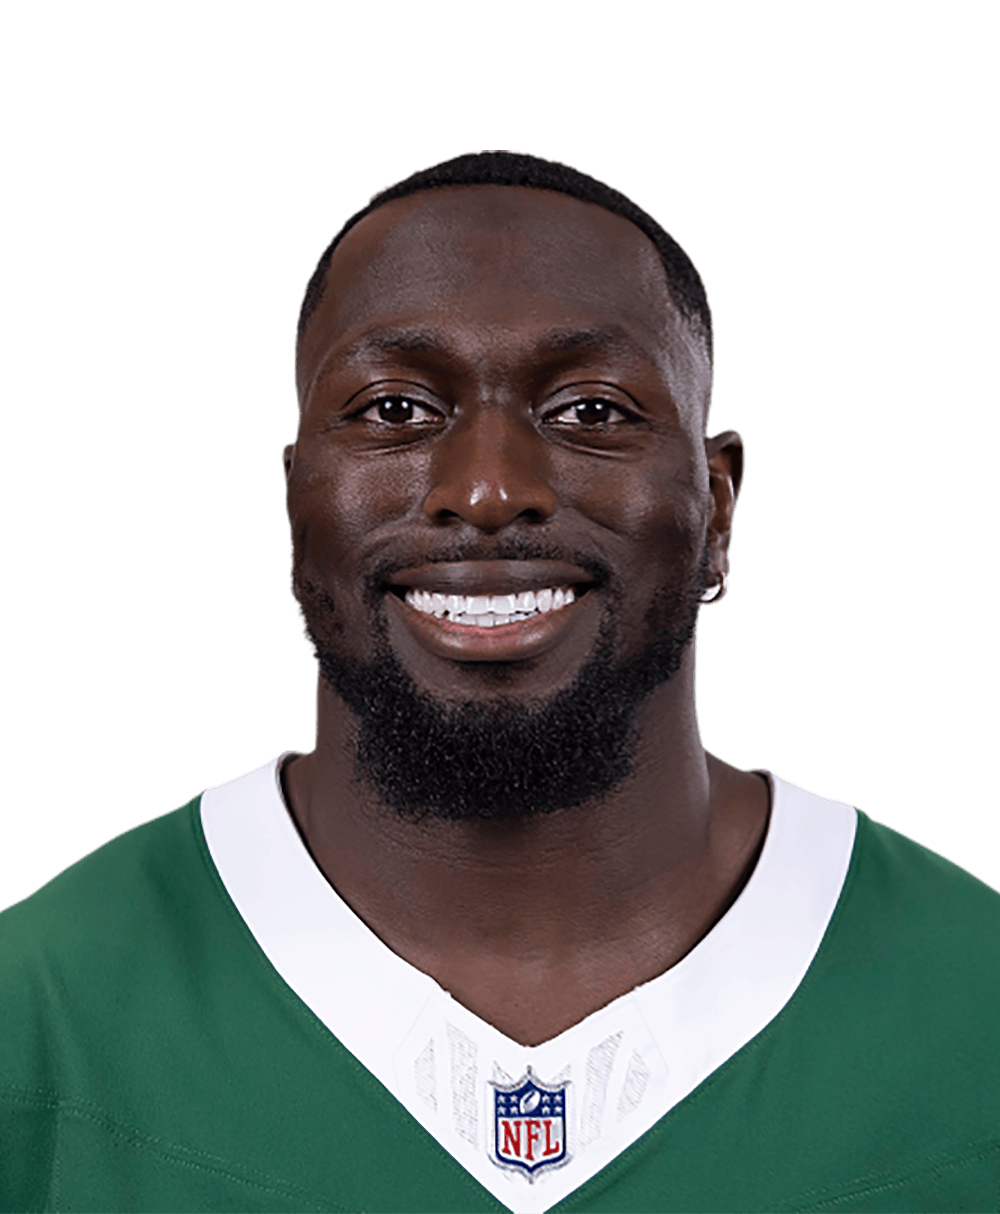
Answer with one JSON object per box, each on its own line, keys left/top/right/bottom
{"left": 404, "top": 585, "right": 578, "bottom": 623}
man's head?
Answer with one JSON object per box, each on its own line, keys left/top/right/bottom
{"left": 297, "top": 151, "right": 713, "bottom": 367}
{"left": 287, "top": 151, "right": 741, "bottom": 821}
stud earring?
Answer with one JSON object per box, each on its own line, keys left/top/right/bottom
{"left": 700, "top": 571, "right": 728, "bottom": 603}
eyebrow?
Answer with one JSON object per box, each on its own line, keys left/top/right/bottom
{"left": 339, "top": 330, "right": 444, "bottom": 360}
{"left": 337, "top": 323, "right": 656, "bottom": 366}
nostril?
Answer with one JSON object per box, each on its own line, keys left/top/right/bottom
{"left": 431, "top": 506, "right": 463, "bottom": 524}
{"left": 424, "top": 483, "right": 556, "bottom": 530}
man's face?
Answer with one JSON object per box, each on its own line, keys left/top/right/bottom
{"left": 288, "top": 186, "right": 726, "bottom": 817}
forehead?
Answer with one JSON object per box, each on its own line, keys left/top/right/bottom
{"left": 296, "top": 186, "right": 708, "bottom": 410}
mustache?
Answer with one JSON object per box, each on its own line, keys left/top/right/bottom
{"left": 367, "top": 539, "right": 614, "bottom": 595}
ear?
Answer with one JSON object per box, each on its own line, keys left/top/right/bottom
{"left": 283, "top": 443, "right": 295, "bottom": 481}
{"left": 703, "top": 430, "right": 744, "bottom": 585}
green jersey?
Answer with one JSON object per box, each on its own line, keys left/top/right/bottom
{"left": 2, "top": 759, "right": 999, "bottom": 1212}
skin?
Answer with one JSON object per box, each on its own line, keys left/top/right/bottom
{"left": 283, "top": 186, "right": 768, "bottom": 1046}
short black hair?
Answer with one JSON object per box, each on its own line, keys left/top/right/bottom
{"left": 297, "top": 151, "right": 712, "bottom": 359}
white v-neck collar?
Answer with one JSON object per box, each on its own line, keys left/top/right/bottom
{"left": 201, "top": 759, "right": 856, "bottom": 1214}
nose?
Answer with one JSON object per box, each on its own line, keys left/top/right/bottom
{"left": 422, "top": 408, "right": 558, "bottom": 531}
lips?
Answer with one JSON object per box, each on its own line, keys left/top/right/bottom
{"left": 389, "top": 559, "right": 595, "bottom": 596}
{"left": 385, "top": 560, "right": 599, "bottom": 662}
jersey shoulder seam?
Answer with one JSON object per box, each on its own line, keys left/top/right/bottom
{"left": 0, "top": 1082, "right": 349, "bottom": 1213}
{"left": 791, "top": 1135, "right": 1000, "bottom": 1211}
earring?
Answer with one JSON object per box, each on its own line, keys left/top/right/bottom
{"left": 700, "top": 571, "right": 728, "bottom": 603}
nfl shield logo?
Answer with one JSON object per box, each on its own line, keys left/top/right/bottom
{"left": 491, "top": 1067, "right": 569, "bottom": 1181}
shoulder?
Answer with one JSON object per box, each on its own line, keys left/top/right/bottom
{"left": 0, "top": 800, "right": 214, "bottom": 1086}
{"left": 771, "top": 775, "right": 1000, "bottom": 984}
{"left": 758, "top": 782, "right": 1000, "bottom": 1101}
{"left": 668, "top": 794, "right": 1000, "bottom": 1211}
{"left": 0, "top": 799, "right": 207, "bottom": 961}
{"left": 793, "top": 807, "right": 1000, "bottom": 1093}
{"left": 844, "top": 810, "right": 1000, "bottom": 971}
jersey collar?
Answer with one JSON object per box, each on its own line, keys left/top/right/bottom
{"left": 201, "top": 759, "right": 855, "bottom": 1213}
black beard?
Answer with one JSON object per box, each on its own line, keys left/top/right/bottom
{"left": 296, "top": 551, "right": 706, "bottom": 822}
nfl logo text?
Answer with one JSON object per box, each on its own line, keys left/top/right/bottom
{"left": 491, "top": 1067, "right": 569, "bottom": 1181}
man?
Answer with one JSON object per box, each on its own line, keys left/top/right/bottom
{"left": 2, "top": 152, "right": 998, "bottom": 1214}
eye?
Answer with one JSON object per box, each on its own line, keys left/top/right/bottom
{"left": 360, "top": 396, "right": 439, "bottom": 425}
{"left": 546, "top": 398, "right": 630, "bottom": 426}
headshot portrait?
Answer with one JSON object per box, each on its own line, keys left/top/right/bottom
{"left": 1, "top": 3, "right": 997, "bottom": 1212}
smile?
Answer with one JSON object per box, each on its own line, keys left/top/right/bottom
{"left": 385, "top": 560, "right": 598, "bottom": 662}
{"left": 404, "top": 586, "right": 576, "bottom": 628}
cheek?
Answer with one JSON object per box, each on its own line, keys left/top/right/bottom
{"left": 287, "top": 446, "right": 425, "bottom": 570}
{"left": 559, "top": 452, "right": 709, "bottom": 565}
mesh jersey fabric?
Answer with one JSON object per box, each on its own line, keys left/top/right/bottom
{"left": 1, "top": 784, "right": 1000, "bottom": 1213}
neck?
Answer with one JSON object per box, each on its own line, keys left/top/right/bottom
{"left": 282, "top": 653, "right": 768, "bottom": 1045}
